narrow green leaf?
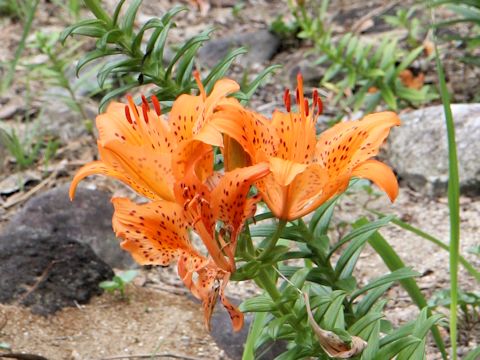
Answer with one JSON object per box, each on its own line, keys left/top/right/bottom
{"left": 97, "top": 58, "right": 141, "bottom": 88}
{"left": 378, "top": 82, "right": 397, "bottom": 110}
{"left": 61, "top": 19, "right": 105, "bottom": 43}
{"left": 395, "top": 45, "right": 424, "bottom": 75}
{"left": 464, "top": 346, "right": 480, "bottom": 360}
{"left": 434, "top": 30, "right": 461, "bottom": 360}
{"left": 204, "top": 47, "right": 247, "bottom": 89}
{"left": 354, "top": 218, "right": 448, "bottom": 359}
{"left": 84, "top": 0, "right": 111, "bottom": 23}
{"left": 122, "top": 0, "right": 143, "bottom": 37}
{"left": 240, "top": 295, "right": 277, "bottom": 312}
{"left": 374, "top": 337, "right": 421, "bottom": 360}
{"left": 328, "top": 216, "right": 393, "bottom": 259}
{"left": 165, "top": 29, "right": 213, "bottom": 79}
{"left": 348, "top": 312, "right": 384, "bottom": 336}
{"left": 351, "top": 267, "right": 420, "bottom": 300}
{"left": 75, "top": 49, "right": 119, "bottom": 76}
{"left": 355, "top": 283, "right": 392, "bottom": 318}
{"left": 112, "top": 0, "right": 127, "bottom": 25}
{"left": 242, "top": 312, "right": 267, "bottom": 360}
{"left": 99, "top": 82, "right": 141, "bottom": 111}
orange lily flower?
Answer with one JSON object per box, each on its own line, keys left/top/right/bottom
{"left": 111, "top": 197, "right": 243, "bottom": 331}
{"left": 70, "top": 76, "right": 270, "bottom": 331}
{"left": 69, "top": 73, "right": 239, "bottom": 202}
{"left": 212, "top": 74, "right": 401, "bottom": 220}
{"left": 110, "top": 160, "right": 269, "bottom": 331}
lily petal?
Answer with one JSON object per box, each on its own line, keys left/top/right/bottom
{"left": 111, "top": 198, "right": 198, "bottom": 266}
{"left": 315, "top": 112, "right": 400, "bottom": 177}
{"left": 211, "top": 106, "right": 277, "bottom": 162}
{"left": 352, "top": 159, "right": 399, "bottom": 202}
{"left": 269, "top": 157, "right": 308, "bottom": 187}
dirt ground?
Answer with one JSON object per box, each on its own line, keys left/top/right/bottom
{"left": 1, "top": 0, "right": 479, "bottom": 359}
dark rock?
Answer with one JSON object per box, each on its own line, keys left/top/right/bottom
{"left": 198, "top": 30, "right": 280, "bottom": 68}
{"left": 386, "top": 104, "right": 480, "bottom": 197}
{"left": 5, "top": 183, "right": 136, "bottom": 269}
{"left": 0, "top": 229, "right": 114, "bottom": 315}
{"left": 210, "top": 302, "right": 286, "bottom": 359}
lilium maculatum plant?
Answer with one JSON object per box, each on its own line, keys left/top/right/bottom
{"left": 70, "top": 74, "right": 268, "bottom": 331}
{"left": 70, "top": 71, "right": 401, "bottom": 335}
{"left": 212, "top": 74, "right": 401, "bottom": 220}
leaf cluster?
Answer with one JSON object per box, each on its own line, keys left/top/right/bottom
{"left": 61, "top": 0, "right": 279, "bottom": 110}
{"left": 99, "top": 269, "right": 139, "bottom": 299}
{"left": 430, "top": 0, "right": 480, "bottom": 67}
{"left": 288, "top": 1, "right": 436, "bottom": 117}
{"left": 238, "top": 193, "right": 446, "bottom": 359}
{"left": 0, "top": 126, "right": 58, "bottom": 170}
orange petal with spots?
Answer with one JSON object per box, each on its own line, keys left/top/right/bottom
{"left": 352, "top": 159, "right": 399, "bottom": 201}
{"left": 211, "top": 106, "right": 277, "bottom": 163}
{"left": 69, "top": 160, "right": 126, "bottom": 200}
{"left": 219, "top": 273, "right": 244, "bottom": 332}
{"left": 255, "top": 174, "right": 287, "bottom": 220}
{"left": 223, "top": 136, "right": 250, "bottom": 171}
{"left": 256, "top": 163, "right": 329, "bottom": 220}
{"left": 283, "top": 164, "right": 330, "bottom": 220}
{"left": 271, "top": 110, "right": 317, "bottom": 163}
{"left": 111, "top": 198, "right": 197, "bottom": 266}
{"left": 211, "top": 163, "right": 270, "bottom": 234}
{"left": 96, "top": 101, "right": 175, "bottom": 154}
{"left": 169, "top": 78, "right": 239, "bottom": 144}
{"left": 315, "top": 112, "right": 400, "bottom": 176}
{"left": 172, "top": 140, "right": 214, "bottom": 187}
{"left": 269, "top": 156, "right": 308, "bottom": 187}
{"left": 101, "top": 140, "right": 175, "bottom": 201}
{"left": 70, "top": 145, "right": 173, "bottom": 201}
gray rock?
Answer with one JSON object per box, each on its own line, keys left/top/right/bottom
{"left": 386, "top": 104, "right": 480, "bottom": 196}
{"left": 0, "top": 228, "right": 114, "bottom": 315}
{"left": 198, "top": 30, "right": 280, "bottom": 68}
{"left": 5, "top": 183, "right": 136, "bottom": 269}
{"left": 210, "top": 302, "right": 286, "bottom": 359}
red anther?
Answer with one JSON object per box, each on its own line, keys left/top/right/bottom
{"left": 126, "top": 95, "right": 139, "bottom": 123}
{"left": 124, "top": 105, "right": 133, "bottom": 124}
{"left": 141, "top": 94, "right": 149, "bottom": 109}
{"left": 141, "top": 101, "right": 149, "bottom": 123}
{"left": 296, "top": 87, "right": 300, "bottom": 105}
{"left": 312, "top": 89, "right": 318, "bottom": 105}
{"left": 317, "top": 97, "right": 323, "bottom": 115}
{"left": 304, "top": 99, "right": 309, "bottom": 116}
{"left": 283, "top": 88, "right": 291, "bottom": 112}
{"left": 151, "top": 95, "right": 161, "bottom": 116}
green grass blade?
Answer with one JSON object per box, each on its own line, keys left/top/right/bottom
{"left": 433, "top": 23, "right": 461, "bottom": 360}
{"left": 354, "top": 218, "right": 448, "bottom": 359}
{"left": 1, "top": 0, "right": 40, "bottom": 93}
{"left": 369, "top": 210, "right": 480, "bottom": 282}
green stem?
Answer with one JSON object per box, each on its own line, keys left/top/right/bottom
{"left": 257, "top": 219, "right": 287, "bottom": 260}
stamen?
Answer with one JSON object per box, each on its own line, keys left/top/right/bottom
{"left": 311, "top": 89, "right": 319, "bottom": 118}
{"left": 296, "top": 87, "right": 300, "bottom": 105}
{"left": 141, "top": 101, "right": 149, "bottom": 124}
{"left": 141, "top": 95, "right": 149, "bottom": 109}
{"left": 304, "top": 99, "right": 309, "bottom": 117}
{"left": 193, "top": 70, "right": 206, "bottom": 101}
{"left": 124, "top": 105, "right": 133, "bottom": 124}
{"left": 126, "top": 95, "right": 140, "bottom": 124}
{"left": 283, "top": 88, "right": 291, "bottom": 112}
{"left": 151, "top": 95, "right": 161, "bottom": 116}
{"left": 312, "top": 89, "right": 318, "bottom": 106}
{"left": 317, "top": 97, "right": 323, "bottom": 115}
